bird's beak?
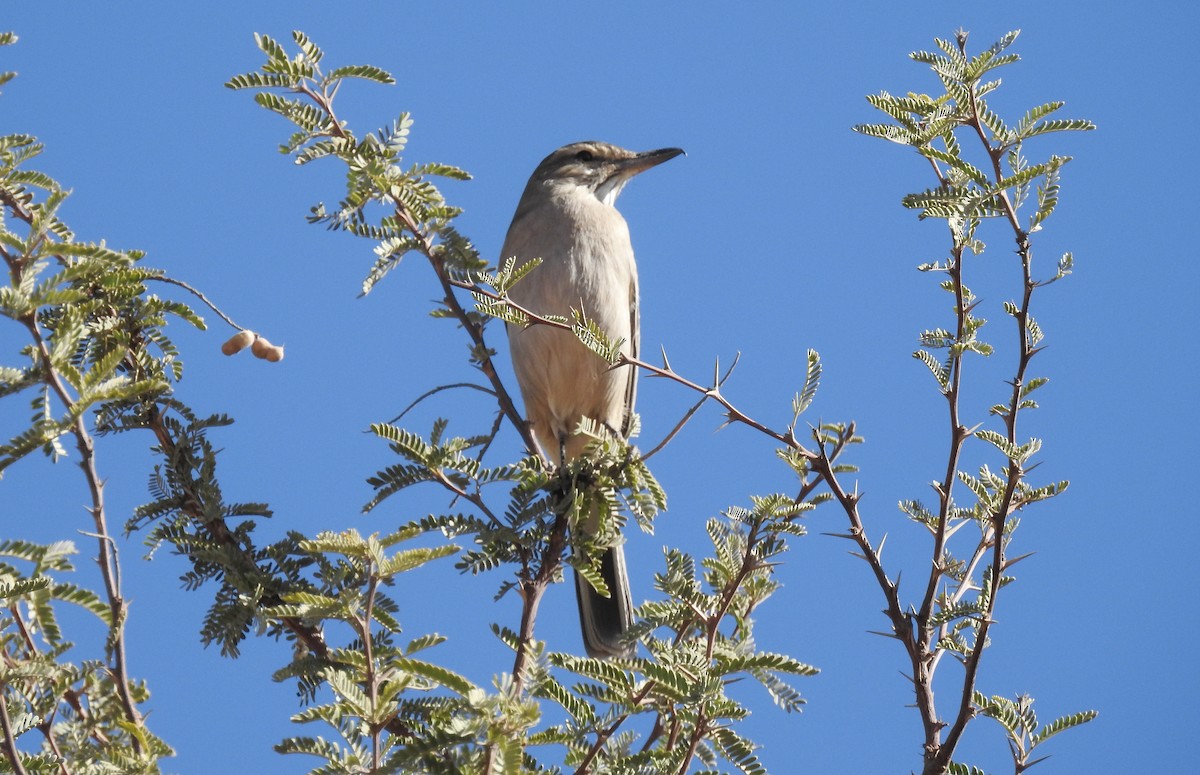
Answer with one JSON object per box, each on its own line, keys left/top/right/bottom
{"left": 621, "top": 147, "right": 685, "bottom": 176}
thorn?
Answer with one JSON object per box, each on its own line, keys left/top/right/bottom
{"left": 660, "top": 344, "right": 671, "bottom": 371}
{"left": 723, "top": 351, "right": 742, "bottom": 383}
{"left": 1002, "top": 551, "right": 1036, "bottom": 570}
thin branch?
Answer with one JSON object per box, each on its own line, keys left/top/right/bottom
{"left": 0, "top": 683, "right": 30, "bottom": 775}
{"left": 928, "top": 43, "right": 1044, "bottom": 769}
{"left": 361, "top": 572, "right": 381, "bottom": 772}
{"left": 385, "top": 382, "right": 497, "bottom": 425}
{"left": 17, "top": 310, "right": 145, "bottom": 757}
{"left": 291, "top": 78, "right": 540, "bottom": 460}
{"left": 145, "top": 274, "right": 244, "bottom": 330}
{"left": 460, "top": 279, "right": 818, "bottom": 458}
{"left": 641, "top": 393, "right": 707, "bottom": 462}
{"left": 2, "top": 186, "right": 151, "bottom": 753}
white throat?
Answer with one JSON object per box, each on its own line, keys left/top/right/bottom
{"left": 594, "top": 175, "right": 629, "bottom": 207}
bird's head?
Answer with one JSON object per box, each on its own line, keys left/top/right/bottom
{"left": 530, "top": 141, "right": 684, "bottom": 206}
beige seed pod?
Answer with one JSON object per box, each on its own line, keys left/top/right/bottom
{"left": 250, "top": 336, "right": 275, "bottom": 360}
{"left": 263, "top": 344, "right": 285, "bottom": 363}
{"left": 221, "top": 330, "right": 255, "bottom": 356}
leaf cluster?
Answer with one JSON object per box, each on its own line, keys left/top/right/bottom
{"left": 523, "top": 497, "right": 817, "bottom": 774}
{"left": 226, "top": 31, "right": 482, "bottom": 299}
{"left": 268, "top": 528, "right": 482, "bottom": 774}
{"left": 0, "top": 540, "right": 172, "bottom": 773}
{"left": 0, "top": 132, "right": 205, "bottom": 475}
{"left": 968, "top": 692, "right": 1097, "bottom": 773}
{"left": 855, "top": 29, "right": 1093, "bottom": 239}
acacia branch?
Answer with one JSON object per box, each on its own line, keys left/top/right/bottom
{"left": 929, "top": 45, "right": 1044, "bottom": 768}
{"left": 2, "top": 206, "right": 147, "bottom": 755}
{"left": 291, "top": 78, "right": 540, "bottom": 461}
{"left": 0, "top": 682, "right": 30, "bottom": 775}
{"left": 145, "top": 274, "right": 245, "bottom": 331}
{"left": 456, "top": 279, "right": 820, "bottom": 459}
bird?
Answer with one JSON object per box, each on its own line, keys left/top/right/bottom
{"left": 501, "top": 141, "right": 683, "bottom": 658}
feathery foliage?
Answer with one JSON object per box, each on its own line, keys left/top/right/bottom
{"left": 853, "top": 28, "right": 1095, "bottom": 774}
{"left": 0, "top": 25, "right": 1096, "bottom": 775}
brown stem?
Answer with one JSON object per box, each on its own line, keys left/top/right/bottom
{"left": 294, "top": 80, "right": 539, "bottom": 459}
{"left": 675, "top": 709, "right": 708, "bottom": 775}
{"left": 917, "top": 243, "right": 969, "bottom": 630}
{"left": 457, "top": 278, "right": 818, "bottom": 459}
{"left": 0, "top": 683, "right": 30, "bottom": 775}
{"left": 2, "top": 185, "right": 149, "bottom": 756}
{"left": 926, "top": 56, "right": 1040, "bottom": 771}
{"left": 397, "top": 207, "right": 541, "bottom": 459}
{"left": 146, "top": 275, "right": 245, "bottom": 331}
{"left": 19, "top": 317, "right": 145, "bottom": 754}
{"left": 362, "top": 573, "right": 381, "bottom": 771}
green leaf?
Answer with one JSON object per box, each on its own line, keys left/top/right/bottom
{"left": 534, "top": 677, "right": 596, "bottom": 724}
{"left": 572, "top": 311, "right": 624, "bottom": 364}
{"left": 253, "top": 32, "right": 288, "bottom": 61}
{"left": 394, "top": 657, "right": 477, "bottom": 696}
{"left": 291, "top": 30, "right": 324, "bottom": 65}
{"left": 1020, "top": 376, "right": 1049, "bottom": 398}
{"left": 710, "top": 726, "right": 766, "bottom": 775}
{"left": 377, "top": 544, "right": 459, "bottom": 578}
{"left": 1020, "top": 117, "right": 1097, "bottom": 140}
{"left": 918, "top": 145, "right": 988, "bottom": 186}
{"left": 0, "top": 575, "right": 50, "bottom": 598}
{"left": 326, "top": 64, "right": 395, "bottom": 85}
{"left": 914, "top": 349, "right": 950, "bottom": 391}
{"left": 716, "top": 651, "right": 819, "bottom": 677}
{"left": 853, "top": 121, "right": 914, "bottom": 145}
{"left": 791, "top": 349, "right": 821, "bottom": 417}
{"left": 1033, "top": 709, "right": 1099, "bottom": 745}
{"left": 224, "top": 71, "right": 297, "bottom": 90}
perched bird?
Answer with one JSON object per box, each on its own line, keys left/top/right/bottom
{"left": 502, "top": 141, "right": 683, "bottom": 658}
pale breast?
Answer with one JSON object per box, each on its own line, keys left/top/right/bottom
{"left": 503, "top": 192, "right": 639, "bottom": 457}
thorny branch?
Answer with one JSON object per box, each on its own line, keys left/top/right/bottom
{"left": 1, "top": 191, "right": 147, "bottom": 757}
{"left": 271, "top": 38, "right": 1074, "bottom": 773}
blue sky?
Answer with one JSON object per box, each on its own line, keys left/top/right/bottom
{"left": 2, "top": 2, "right": 1196, "bottom": 773}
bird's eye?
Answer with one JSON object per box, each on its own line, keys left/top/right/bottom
{"left": 575, "top": 149, "right": 595, "bottom": 162}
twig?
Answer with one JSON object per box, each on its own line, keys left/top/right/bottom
{"left": 361, "top": 572, "right": 381, "bottom": 771}
{"left": 291, "top": 79, "right": 541, "bottom": 461}
{"left": 641, "top": 351, "right": 739, "bottom": 461}
{"left": 458, "top": 279, "right": 820, "bottom": 460}
{"left": 146, "top": 274, "right": 244, "bottom": 330}
{"left": 0, "top": 681, "right": 30, "bottom": 775}
{"left": 385, "top": 382, "right": 497, "bottom": 425}
{"left": 2, "top": 205, "right": 148, "bottom": 753}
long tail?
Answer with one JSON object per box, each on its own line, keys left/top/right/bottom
{"left": 575, "top": 545, "right": 634, "bottom": 659}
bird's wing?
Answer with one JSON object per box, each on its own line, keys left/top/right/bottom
{"left": 621, "top": 274, "right": 639, "bottom": 438}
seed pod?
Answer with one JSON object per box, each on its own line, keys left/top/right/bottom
{"left": 250, "top": 336, "right": 275, "bottom": 359}
{"left": 264, "top": 344, "right": 285, "bottom": 363}
{"left": 221, "top": 330, "right": 255, "bottom": 356}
